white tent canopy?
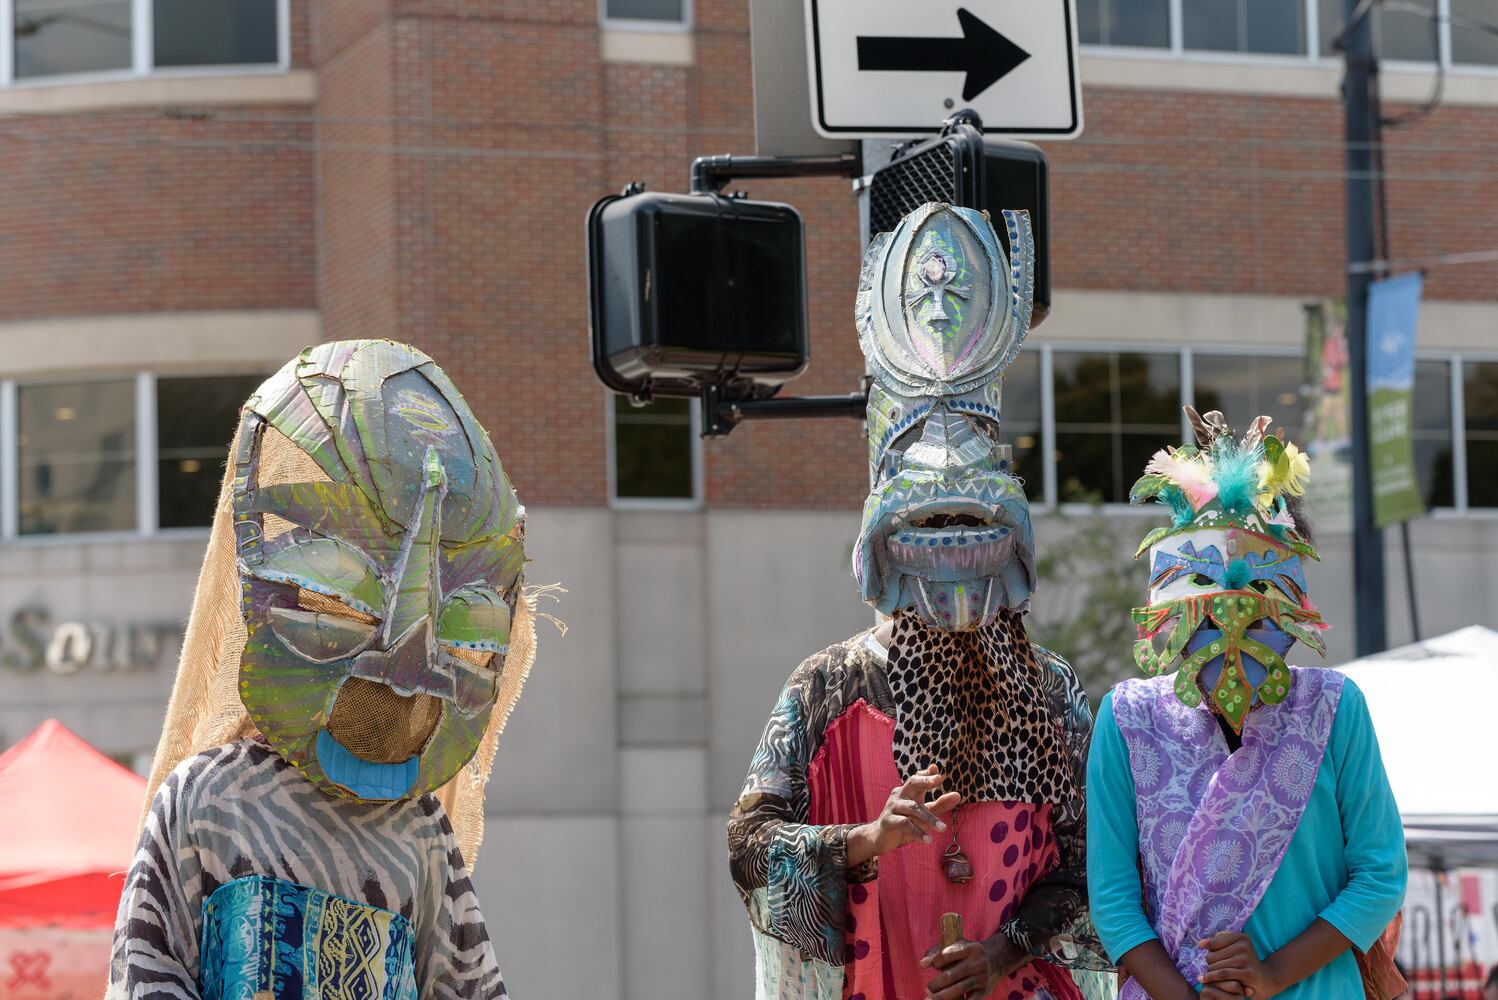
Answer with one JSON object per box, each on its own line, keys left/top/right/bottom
{"left": 1335, "top": 624, "right": 1498, "bottom": 870}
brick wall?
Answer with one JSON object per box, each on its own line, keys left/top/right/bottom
{"left": 0, "top": 109, "right": 315, "bottom": 323}
{"left": 312, "top": 0, "right": 1498, "bottom": 510}
{"left": 1, "top": 0, "right": 1494, "bottom": 512}
{"left": 1051, "top": 87, "right": 1498, "bottom": 302}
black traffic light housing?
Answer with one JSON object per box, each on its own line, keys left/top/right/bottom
{"left": 587, "top": 186, "right": 811, "bottom": 403}
{"left": 585, "top": 112, "right": 1048, "bottom": 436}
{"left": 867, "top": 113, "right": 1051, "bottom": 326}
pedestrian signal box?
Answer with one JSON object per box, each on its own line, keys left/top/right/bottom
{"left": 867, "top": 118, "right": 1051, "bottom": 326}
{"left": 588, "top": 188, "right": 809, "bottom": 402}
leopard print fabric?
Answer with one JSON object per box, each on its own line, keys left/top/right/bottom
{"left": 886, "top": 609, "right": 1077, "bottom": 805}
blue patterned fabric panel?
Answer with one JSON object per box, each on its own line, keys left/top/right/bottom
{"left": 200, "top": 874, "right": 418, "bottom": 1000}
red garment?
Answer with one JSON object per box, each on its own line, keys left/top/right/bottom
{"left": 808, "top": 700, "right": 1082, "bottom": 1000}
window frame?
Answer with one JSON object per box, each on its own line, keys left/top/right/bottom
{"left": 597, "top": 0, "right": 692, "bottom": 35}
{"left": 1047, "top": 342, "right": 1188, "bottom": 509}
{"left": 1079, "top": 0, "right": 1498, "bottom": 75}
{"left": 0, "top": 369, "right": 278, "bottom": 544}
{"left": 0, "top": 350, "right": 1490, "bottom": 541}
{"left": 0, "top": 0, "right": 289, "bottom": 89}
{"left": 604, "top": 389, "right": 705, "bottom": 512}
{"left": 1029, "top": 341, "right": 1487, "bottom": 518}
{"left": 6, "top": 371, "right": 147, "bottom": 542}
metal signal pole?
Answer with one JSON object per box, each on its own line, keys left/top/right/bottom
{"left": 1343, "top": 0, "right": 1389, "bottom": 655}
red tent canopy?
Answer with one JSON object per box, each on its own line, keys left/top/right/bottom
{"left": 0, "top": 720, "right": 146, "bottom": 928}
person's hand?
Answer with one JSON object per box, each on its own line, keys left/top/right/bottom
{"left": 1200, "top": 932, "right": 1281, "bottom": 999}
{"left": 845, "top": 766, "right": 961, "bottom": 866}
{"left": 920, "top": 933, "right": 1029, "bottom": 1000}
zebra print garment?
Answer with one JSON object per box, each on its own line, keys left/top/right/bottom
{"left": 108, "top": 739, "right": 507, "bottom": 999}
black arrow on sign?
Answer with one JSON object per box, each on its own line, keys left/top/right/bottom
{"left": 856, "top": 8, "right": 1031, "bottom": 102}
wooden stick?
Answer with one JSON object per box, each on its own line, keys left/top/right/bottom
{"left": 940, "top": 911, "right": 963, "bottom": 949}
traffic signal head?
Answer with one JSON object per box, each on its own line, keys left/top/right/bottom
{"left": 588, "top": 188, "right": 809, "bottom": 401}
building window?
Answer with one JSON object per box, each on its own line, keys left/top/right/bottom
{"left": 1319, "top": 0, "right": 1439, "bottom": 60}
{"left": 1052, "top": 351, "right": 1181, "bottom": 504}
{"left": 1076, "top": 0, "right": 1171, "bottom": 48}
{"left": 1463, "top": 361, "right": 1498, "bottom": 509}
{"left": 611, "top": 395, "right": 699, "bottom": 504}
{"left": 153, "top": 0, "right": 278, "bottom": 68}
{"left": 1184, "top": 0, "right": 1308, "bottom": 56}
{"left": 1089, "top": 0, "right": 1493, "bottom": 69}
{"left": 1378, "top": 0, "right": 1440, "bottom": 63}
{"left": 1003, "top": 349, "right": 1045, "bottom": 501}
{"left": 1451, "top": 0, "right": 1498, "bottom": 66}
{"left": 13, "top": 0, "right": 131, "bottom": 79}
{"left": 602, "top": 0, "right": 688, "bottom": 27}
{"left": 1411, "top": 359, "right": 1455, "bottom": 510}
{"left": 17, "top": 380, "right": 136, "bottom": 535}
{"left": 1192, "top": 353, "right": 1305, "bottom": 435}
{"left": 156, "top": 374, "right": 263, "bottom": 529}
{"left": 7, "top": 0, "right": 282, "bottom": 84}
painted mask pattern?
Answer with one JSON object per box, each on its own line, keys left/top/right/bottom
{"left": 232, "top": 340, "right": 525, "bottom": 800}
{"left": 1129, "top": 416, "right": 1329, "bottom": 730}
{"left": 853, "top": 203, "right": 1037, "bottom": 631}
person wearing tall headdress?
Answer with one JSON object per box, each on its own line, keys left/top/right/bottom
{"left": 1086, "top": 409, "right": 1407, "bottom": 1000}
{"left": 727, "top": 204, "right": 1110, "bottom": 1000}
{"left": 108, "top": 341, "right": 537, "bottom": 999}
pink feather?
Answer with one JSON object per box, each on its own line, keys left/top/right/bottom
{"left": 1144, "top": 448, "right": 1218, "bottom": 511}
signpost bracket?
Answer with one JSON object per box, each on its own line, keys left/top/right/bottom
{"left": 690, "top": 151, "right": 861, "bottom": 194}
{"left": 700, "top": 381, "right": 869, "bottom": 438}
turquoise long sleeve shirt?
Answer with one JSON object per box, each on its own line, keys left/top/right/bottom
{"left": 1086, "top": 675, "right": 1408, "bottom": 999}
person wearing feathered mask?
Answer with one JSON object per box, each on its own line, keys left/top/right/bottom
{"left": 1086, "top": 408, "right": 1408, "bottom": 1000}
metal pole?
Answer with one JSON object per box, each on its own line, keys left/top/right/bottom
{"left": 1343, "top": 0, "right": 1388, "bottom": 655}
{"left": 1435, "top": 871, "right": 1448, "bottom": 998}
{"left": 1401, "top": 522, "right": 1421, "bottom": 640}
{"left": 1369, "top": 69, "right": 1421, "bottom": 644}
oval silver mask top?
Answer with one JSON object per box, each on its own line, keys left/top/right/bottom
{"left": 856, "top": 202, "right": 1032, "bottom": 399}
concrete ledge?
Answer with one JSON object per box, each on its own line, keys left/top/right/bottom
{"left": 1040, "top": 290, "right": 1498, "bottom": 352}
{"left": 0, "top": 70, "right": 316, "bottom": 117}
{"left": 0, "top": 310, "right": 321, "bottom": 377}
{"left": 601, "top": 28, "right": 694, "bottom": 66}
{"left": 1081, "top": 52, "right": 1498, "bottom": 107}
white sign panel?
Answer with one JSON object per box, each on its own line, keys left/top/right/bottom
{"left": 805, "top": 0, "right": 1083, "bottom": 139}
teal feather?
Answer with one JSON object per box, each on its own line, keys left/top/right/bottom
{"left": 1224, "top": 558, "right": 1252, "bottom": 590}
{"left": 1159, "top": 483, "right": 1195, "bottom": 528}
{"left": 1213, "top": 441, "right": 1264, "bottom": 515}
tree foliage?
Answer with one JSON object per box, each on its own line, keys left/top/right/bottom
{"left": 1028, "top": 507, "right": 1148, "bottom": 707}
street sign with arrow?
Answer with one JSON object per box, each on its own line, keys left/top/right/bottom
{"left": 805, "top": 0, "right": 1082, "bottom": 139}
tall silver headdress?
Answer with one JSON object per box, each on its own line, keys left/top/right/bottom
{"left": 853, "top": 203, "right": 1036, "bottom": 631}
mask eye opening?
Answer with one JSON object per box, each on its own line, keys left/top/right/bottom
{"left": 297, "top": 587, "right": 380, "bottom": 626}
{"left": 442, "top": 644, "right": 497, "bottom": 671}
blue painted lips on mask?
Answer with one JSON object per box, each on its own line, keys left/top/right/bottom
{"left": 316, "top": 728, "right": 420, "bottom": 800}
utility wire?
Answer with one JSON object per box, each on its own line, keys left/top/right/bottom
{"left": 1376, "top": 0, "right": 1445, "bottom": 127}
{"left": 1384, "top": 0, "right": 1498, "bottom": 38}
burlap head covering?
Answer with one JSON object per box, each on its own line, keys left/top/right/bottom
{"left": 141, "top": 422, "right": 540, "bottom": 869}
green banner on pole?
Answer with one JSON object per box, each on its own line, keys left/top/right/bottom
{"left": 1366, "top": 272, "right": 1425, "bottom": 528}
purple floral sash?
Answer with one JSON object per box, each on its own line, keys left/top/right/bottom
{"left": 1111, "top": 667, "right": 1344, "bottom": 997}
